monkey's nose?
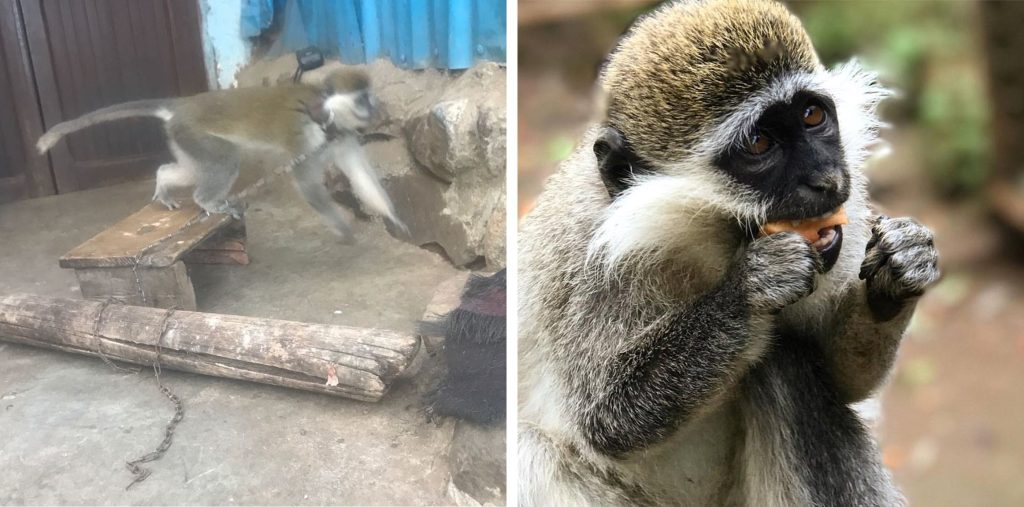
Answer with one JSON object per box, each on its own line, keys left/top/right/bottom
{"left": 801, "top": 170, "right": 841, "bottom": 194}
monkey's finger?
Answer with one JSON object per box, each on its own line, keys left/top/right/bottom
{"left": 875, "top": 218, "right": 931, "bottom": 254}
{"left": 859, "top": 246, "right": 888, "bottom": 281}
{"left": 887, "top": 245, "right": 940, "bottom": 296}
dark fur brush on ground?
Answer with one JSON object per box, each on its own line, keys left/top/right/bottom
{"left": 421, "top": 269, "right": 506, "bottom": 425}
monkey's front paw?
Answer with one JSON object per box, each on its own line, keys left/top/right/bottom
{"left": 220, "top": 200, "right": 246, "bottom": 220}
{"left": 154, "top": 196, "right": 180, "bottom": 210}
{"left": 744, "top": 232, "right": 821, "bottom": 313}
{"left": 859, "top": 216, "right": 940, "bottom": 306}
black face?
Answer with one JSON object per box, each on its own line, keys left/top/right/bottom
{"left": 714, "top": 91, "right": 848, "bottom": 223}
{"left": 354, "top": 90, "right": 377, "bottom": 122}
{"left": 594, "top": 90, "right": 849, "bottom": 271}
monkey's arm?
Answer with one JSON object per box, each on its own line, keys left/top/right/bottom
{"left": 582, "top": 233, "right": 817, "bottom": 457}
{"left": 291, "top": 143, "right": 356, "bottom": 242}
{"left": 821, "top": 216, "right": 939, "bottom": 403}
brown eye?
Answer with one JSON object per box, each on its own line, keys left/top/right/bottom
{"left": 803, "top": 104, "right": 825, "bottom": 126}
{"left": 747, "top": 132, "right": 772, "bottom": 155}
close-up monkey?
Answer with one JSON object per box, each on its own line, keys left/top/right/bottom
{"left": 518, "top": 0, "right": 940, "bottom": 505}
{"left": 36, "top": 69, "right": 402, "bottom": 242}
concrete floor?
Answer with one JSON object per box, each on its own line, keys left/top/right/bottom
{"left": 0, "top": 178, "right": 461, "bottom": 505}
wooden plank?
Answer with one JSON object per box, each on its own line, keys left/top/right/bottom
{"left": 183, "top": 219, "right": 250, "bottom": 265}
{"left": 75, "top": 261, "right": 196, "bottom": 310}
{"left": 183, "top": 249, "right": 251, "bottom": 266}
{"left": 0, "top": 294, "right": 420, "bottom": 402}
{"left": 60, "top": 202, "right": 235, "bottom": 269}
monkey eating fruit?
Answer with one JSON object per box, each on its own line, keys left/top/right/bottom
{"left": 518, "top": 1, "right": 941, "bottom": 505}
{"left": 761, "top": 206, "right": 848, "bottom": 246}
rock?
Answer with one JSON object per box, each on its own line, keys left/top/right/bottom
{"left": 447, "top": 420, "right": 506, "bottom": 506}
{"left": 418, "top": 271, "right": 472, "bottom": 353}
{"left": 477, "top": 104, "right": 507, "bottom": 178}
{"left": 408, "top": 100, "right": 476, "bottom": 182}
{"left": 482, "top": 196, "right": 506, "bottom": 270}
{"left": 334, "top": 139, "right": 492, "bottom": 267}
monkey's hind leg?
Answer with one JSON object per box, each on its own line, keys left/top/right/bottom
{"left": 291, "top": 148, "right": 356, "bottom": 243}
{"left": 153, "top": 163, "right": 196, "bottom": 210}
{"left": 168, "top": 127, "right": 244, "bottom": 219}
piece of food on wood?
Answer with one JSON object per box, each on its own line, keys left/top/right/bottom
{"left": 0, "top": 294, "right": 418, "bottom": 402}
{"left": 760, "top": 206, "right": 848, "bottom": 244}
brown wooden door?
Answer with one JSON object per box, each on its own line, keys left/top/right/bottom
{"left": 23, "top": 0, "right": 208, "bottom": 194}
{"left": 0, "top": 0, "right": 54, "bottom": 203}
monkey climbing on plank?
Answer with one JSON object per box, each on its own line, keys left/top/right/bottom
{"left": 37, "top": 69, "right": 404, "bottom": 242}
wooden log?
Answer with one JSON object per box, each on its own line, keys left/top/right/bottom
{"left": 0, "top": 294, "right": 420, "bottom": 402}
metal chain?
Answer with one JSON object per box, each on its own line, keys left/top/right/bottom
{"left": 92, "top": 299, "right": 142, "bottom": 375}
{"left": 124, "top": 308, "right": 183, "bottom": 490}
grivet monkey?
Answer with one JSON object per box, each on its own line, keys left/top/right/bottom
{"left": 37, "top": 69, "right": 403, "bottom": 241}
{"left": 518, "top": 0, "right": 939, "bottom": 505}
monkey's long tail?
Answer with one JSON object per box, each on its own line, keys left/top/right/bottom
{"left": 330, "top": 138, "right": 409, "bottom": 234}
{"left": 36, "top": 99, "right": 175, "bottom": 154}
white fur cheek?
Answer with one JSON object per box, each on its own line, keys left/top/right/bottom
{"left": 586, "top": 170, "right": 765, "bottom": 274}
{"left": 324, "top": 93, "right": 371, "bottom": 129}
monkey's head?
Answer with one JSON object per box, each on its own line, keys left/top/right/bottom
{"left": 591, "top": 0, "right": 887, "bottom": 276}
{"left": 321, "top": 69, "right": 378, "bottom": 131}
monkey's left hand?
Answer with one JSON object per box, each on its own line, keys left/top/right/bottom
{"left": 858, "top": 216, "right": 940, "bottom": 320}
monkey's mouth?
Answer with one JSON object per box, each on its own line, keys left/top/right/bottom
{"left": 759, "top": 207, "right": 847, "bottom": 272}
{"left": 814, "top": 225, "right": 843, "bottom": 271}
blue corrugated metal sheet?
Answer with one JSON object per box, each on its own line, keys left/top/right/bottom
{"left": 241, "top": 0, "right": 506, "bottom": 70}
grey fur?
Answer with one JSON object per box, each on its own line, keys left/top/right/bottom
{"left": 291, "top": 139, "right": 357, "bottom": 242}
{"left": 35, "top": 99, "right": 173, "bottom": 154}
{"left": 518, "top": 1, "right": 939, "bottom": 505}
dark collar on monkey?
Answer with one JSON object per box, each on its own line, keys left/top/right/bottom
{"left": 298, "top": 96, "right": 342, "bottom": 139}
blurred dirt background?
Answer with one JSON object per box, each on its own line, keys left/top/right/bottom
{"left": 519, "top": 1, "right": 1024, "bottom": 505}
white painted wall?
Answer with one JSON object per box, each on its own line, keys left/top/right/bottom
{"left": 198, "top": 0, "right": 252, "bottom": 89}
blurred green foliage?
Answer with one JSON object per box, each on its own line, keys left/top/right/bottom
{"left": 792, "top": 0, "right": 992, "bottom": 196}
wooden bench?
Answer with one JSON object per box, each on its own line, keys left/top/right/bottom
{"left": 60, "top": 203, "right": 249, "bottom": 310}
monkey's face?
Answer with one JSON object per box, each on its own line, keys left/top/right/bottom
{"left": 589, "top": 1, "right": 886, "bottom": 280}
{"left": 324, "top": 88, "right": 378, "bottom": 131}
{"left": 714, "top": 91, "right": 850, "bottom": 270}
{"left": 321, "top": 70, "right": 377, "bottom": 131}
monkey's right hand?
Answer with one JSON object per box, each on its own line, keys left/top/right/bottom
{"left": 742, "top": 232, "right": 821, "bottom": 313}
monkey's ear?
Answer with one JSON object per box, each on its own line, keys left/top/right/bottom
{"left": 594, "top": 127, "right": 648, "bottom": 198}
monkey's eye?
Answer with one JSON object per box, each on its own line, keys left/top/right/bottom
{"left": 746, "top": 132, "right": 773, "bottom": 155}
{"left": 803, "top": 103, "right": 825, "bottom": 127}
